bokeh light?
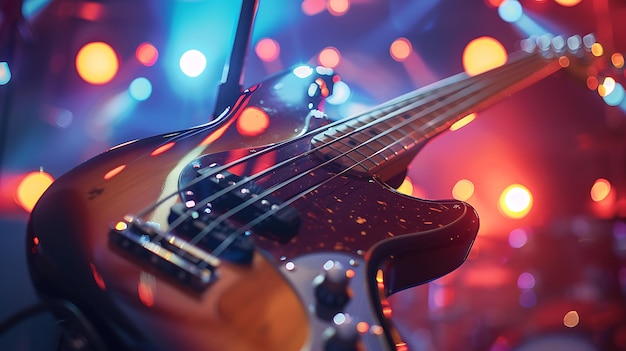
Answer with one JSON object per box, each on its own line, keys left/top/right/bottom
{"left": 0, "top": 62, "right": 11, "bottom": 85}
{"left": 462, "top": 37, "right": 508, "bottom": 76}
{"left": 554, "top": 0, "right": 583, "bottom": 7}
{"left": 75, "top": 42, "right": 119, "bottom": 85}
{"left": 591, "top": 178, "right": 612, "bottom": 202}
{"left": 255, "top": 38, "right": 280, "bottom": 62}
{"left": 452, "top": 179, "right": 475, "bottom": 201}
{"left": 498, "top": 0, "right": 523, "bottom": 23}
{"left": 129, "top": 77, "right": 153, "bottom": 101}
{"left": 508, "top": 228, "right": 529, "bottom": 248}
{"left": 135, "top": 42, "right": 159, "bottom": 67}
{"left": 563, "top": 310, "right": 580, "bottom": 328}
{"left": 237, "top": 107, "right": 270, "bottom": 136}
{"left": 179, "top": 49, "right": 207, "bottom": 77}
{"left": 328, "top": 0, "right": 350, "bottom": 16}
{"left": 499, "top": 184, "right": 533, "bottom": 219}
{"left": 319, "top": 47, "right": 341, "bottom": 68}
{"left": 611, "top": 53, "right": 625, "bottom": 69}
{"left": 301, "top": 0, "right": 326, "bottom": 15}
{"left": 603, "top": 82, "right": 625, "bottom": 106}
{"left": 517, "top": 272, "right": 536, "bottom": 289}
{"left": 15, "top": 170, "right": 55, "bottom": 213}
{"left": 390, "top": 38, "right": 412, "bottom": 62}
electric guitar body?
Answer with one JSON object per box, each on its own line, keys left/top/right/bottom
{"left": 27, "top": 37, "right": 592, "bottom": 350}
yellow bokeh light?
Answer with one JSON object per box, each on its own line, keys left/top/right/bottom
{"left": 15, "top": 170, "right": 54, "bottom": 213}
{"left": 450, "top": 113, "right": 476, "bottom": 131}
{"left": 75, "top": 42, "right": 119, "bottom": 85}
{"left": 554, "top": 0, "right": 582, "bottom": 7}
{"left": 462, "top": 37, "right": 508, "bottom": 76}
{"left": 498, "top": 184, "right": 533, "bottom": 219}
{"left": 590, "top": 178, "right": 611, "bottom": 202}
{"left": 396, "top": 176, "right": 414, "bottom": 196}
{"left": 452, "top": 179, "right": 475, "bottom": 201}
{"left": 591, "top": 43, "right": 604, "bottom": 57}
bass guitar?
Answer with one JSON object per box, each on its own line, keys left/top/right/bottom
{"left": 27, "top": 35, "right": 595, "bottom": 350}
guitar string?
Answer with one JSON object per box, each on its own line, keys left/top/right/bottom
{"left": 205, "top": 54, "right": 561, "bottom": 259}
{"left": 135, "top": 49, "right": 540, "bottom": 222}
{"left": 159, "top": 51, "right": 540, "bottom": 236}
{"left": 178, "top": 52, "right": 558, "bottom": 260}
{"left": 133, "top": 50, "right": 554, "bottom": 261}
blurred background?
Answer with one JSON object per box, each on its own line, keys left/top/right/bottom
{"left": 1, "top": 0, "right": 626, "bottom": 350}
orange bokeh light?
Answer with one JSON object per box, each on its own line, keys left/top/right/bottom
{"left": 590, "top": 178, "right": 611, "bottom": 202}
{"left": 237, "top": 107, "right": 270, "bottom": 136}
{"left": 319, "top": 47, "right": 341, "bottom": 68}
{"left": 462, "top": 37, "right": 508, "bottom": 76}
{"left": 75, "top": 42, "right": 119, "bottom": 85}
{"left": 390, "top": 38, "right": 412, "bottom": 62}
{"left": 15, "top": 170, "right": 54, "bottom": 213}
{"left": 328, "top": 0, "right": 350, "bottom": 16}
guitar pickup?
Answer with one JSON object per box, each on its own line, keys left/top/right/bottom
{"left": 168, "top": 203, "right": 255, "bottom": 264}
{"left": 109, "top": 216, "right": 220, "bottom": 292}
{"left": 180, "top": 163, "right": 300, "bottom": 243}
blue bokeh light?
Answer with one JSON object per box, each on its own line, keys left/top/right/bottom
{"left": 129, "top": 77, "right": 153, "bottom": 101}
{"left": 498, "top": 0, "right": 523, "bottom": 23}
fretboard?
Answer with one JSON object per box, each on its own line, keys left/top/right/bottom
{"left": 311, "top": 49, "right": 565, "bottom": 177}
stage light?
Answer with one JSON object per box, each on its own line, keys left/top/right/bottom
{"left": 598, "top": 77, "right": 616, "bottom": 97}
{"left": 319, "top": 47, "right": 341, "bottom": 68}
{"left": 179, "top": 49, "right": 207, "bottom": 78}
{"left": 236, "top": 106, "right": 270, "bottom": 136}
{"left": 452, "top": 179, "right": 475, "bottom": 201}
{"left": 586, "top": 76, "right": 599, "bottom": 90}
{"left": 498, "top": 0, "right": 523, "bottom": 23}
{"left": 328, "top": 0, "right": 350, "bottom": 16}
{"left": 128, "top": 77, "right": 152, "bottom": 101}
{"left": 0, "top": 62, "right": 10, "bottom": 85}
{"left": 15, "top": 170, "right": 54, "bottom": 213}
{"left": 390, "top": 38, "right": 412, "bottom": 62}
{"left": 302, "top": 0, "right": 326, "bottom": 16}
{"left": 255, "top": 38, "right": 280, "bottom": 62}
{"left": 462, "top": 37, "right": 508, "bottom": 76}
{"left": 75, "top": 42, "right": 119, "bottom": 85}
{"left": 554, "top": 0, "right": 582, "bottom": 7}
{"left": 484, "top": 0, "right": 505, "bottom": 8}
{"left": 136, "top": 42, "right": 158, "bottom": 67}
{"left": 591, "top": 43, "right": 604, "bottom": 57}
{"left": 450, "top": 113, "right": 476, "bottom": 131}
{"left": 499, "top": 184, "right": 533, "bottom": 219}
{"left": 293, "top": 65, "right": 314, "bottom": 78}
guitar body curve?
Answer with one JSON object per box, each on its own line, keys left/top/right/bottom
{"left": 26, "top": 63, "right": 480, "bottom": 350}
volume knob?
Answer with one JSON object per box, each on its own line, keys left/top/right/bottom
{"left": 312, "top": 260, "right": 353, "bottom": 320}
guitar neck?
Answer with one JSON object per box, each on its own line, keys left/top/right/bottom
{"left": 312, "top": 49, "right": 565, "bottom": 177}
